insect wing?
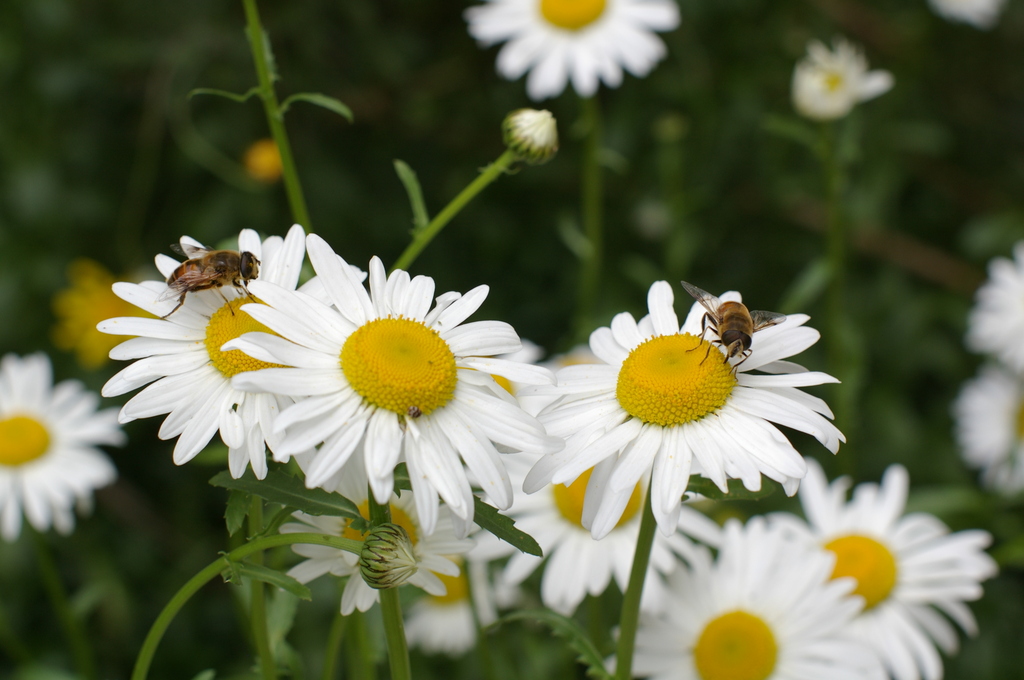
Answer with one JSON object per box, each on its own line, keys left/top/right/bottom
{"left": 749, "top": 310, "right": 786, "bottom": 332}
{"left": 170, "top": 239, "right": 210, "bottom": 259}
{"left": 680, "top": 280, "right": 723, "bottom": 319}
{"left": 161, "top": 266, "right": 222, "bottom": 298}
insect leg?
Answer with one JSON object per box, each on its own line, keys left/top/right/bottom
{"left": 215, "top": 287, "right": 234, "bottom": 314}
{"left": 162, "top": 293, "right": 187, "bottom": 319}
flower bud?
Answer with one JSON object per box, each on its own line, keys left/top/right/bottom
{"left": 503, "top": 109, "right": 559, "bottom": 164}
{"left": 359, "top": 522, "right": 418, "bottom": 589}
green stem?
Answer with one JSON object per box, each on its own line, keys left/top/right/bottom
{"left": 344, "top": 610, "right": 376, "bottom": 680}
{"left": 392, "top": 149, "right": 517, "bottom": 272}
{"left": 614, "top": 489, "right": 656, "bottom": 680}
{"left": 241, "top": 0, "right": 312, "bottom": 230}
{"left": 0, "top": 596, "right": 31, "bottom": 665}
{"left": 32, "top": 530, "right": 97, "bottom": 680}
{"left": 575, "top": 95, "right": 604, "bottom": 338}
{"left": 130, "top": 532, "right": 361, "bottom": 680}
{"left": 249, "top": 498, "right": 276, "bottom": 680}
{"left": 464, "top": 562, "right": 498, "bottom": 680}
{"left": 367, "top": 494, "right": 411, "bottom": 680}
{"left": 320, "top": 610, "right": 347, "bottom": 680}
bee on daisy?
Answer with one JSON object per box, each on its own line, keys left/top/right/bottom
{"left": 524, "top": 280, "right": 843, "bottom": 539}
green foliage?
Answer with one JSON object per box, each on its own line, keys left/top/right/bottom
{"left": 210, "top": 470, "right": 365, "bottom": 527}
{"left": 492, "top": 610, "right": 612, "bottom": 680}
{"left": 686, "top": 476, "right": 780, "bottom": 501}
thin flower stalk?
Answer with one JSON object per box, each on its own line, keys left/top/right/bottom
{"left": 369, "top": 494, "right": 412, "bottom": 680}
{"left": 33, "top": 530, "right": 97, "bottom": 680}
{"left": 614, "top": 489, "right": 657, "bottom": 680}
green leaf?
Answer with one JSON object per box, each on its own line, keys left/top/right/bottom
{"left": 762, "top": 114, "right": 818, "bottom": 151}
{"left": 685, "top": 475, "right": 780, "bottom": 501}
{"left": 188, "top": 671, "right": 216, "bottom": 680}
{"left": 210, "top": 470, "right": 363, "bottom": 522}
{"left": 394, "top": 462, "right": 411, "bottom": 493}
{"left": 393, "top": 160, "right": 430, "bottom": 233}
{"left": 280, "top": 92, "right": 353, "bottom": 122}
{"left": 492, "top": 610, "right": 612, "bottom": 680}
{"left": 778, "top": 257, "right": 830, "bottom": 314}
{"left": 472, "top": 498, "right": 542, "bottom": 557}
{"left": 227, "top": 562, "right": 311, "bottom": 601}
{"left": 187, "top": 86, "right": 261, "bottom": 104}
{"left": 225, "top": 489, "right": 250, "bottom": 537}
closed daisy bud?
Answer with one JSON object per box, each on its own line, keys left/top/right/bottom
{"left": 360, "top": 522, "right": 419, "bottom": 589}
{"left": 503, "top": 109, "right": 559, "bottom": 164}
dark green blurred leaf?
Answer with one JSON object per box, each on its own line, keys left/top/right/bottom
{"left": 471, "top": 498, "right": 542, "bottom": 557}
{"left": 280, "top": 93, "right": 353, "bottom": 122}
{"left": 188, "top": 671, "right": 216, "bottom": 680}
{"left": 762, "top": 114, "right": 817, "bottom": 151}
{"left": 778, "top": 256, "right": 830, "bottom": 314}
{"left": 225, "top": 489, "right": 250, "bottom": 537}
{"left": 188, "top": 86, "right": 261, "bottom": 104}
{"left": 686, "top": 476, "right": 779, "bottom": 501}
{"left": 492, "top": 610, "right": 611, "bottom": 680}
{"left": 210, "top": 470, "right": 362, "bottom": 521}
{"left": 227, "top": 563, "right": 311, "bottom": 601}
{"left": 394, "top": 159, "right": 430, "bottom": 233}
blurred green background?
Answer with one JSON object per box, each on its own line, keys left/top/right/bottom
{"left": 1, "top": 0, "right": 1023, "bottom": 677}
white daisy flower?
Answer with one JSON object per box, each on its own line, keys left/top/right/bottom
{"left": 524, "top": 280, "right": 843, "bottom": 539}
{"left": 474, "top": 451, "right": 713, "bottom": 615}
{"left": 772, "top": 461, "right": 998, "bottom": 680}
{"left": 792, "top": 37, "right": 894, "bottom": 121}
{"left": 631, "top": 517, "right": 884, "bottom": 680}
{"left": 0, "top": 353, "right": 122, "bottom": 540}
{"left": 281, "top": 452, "right": 472, "bottom": 616}
{"left": 404, "top": 557, "right": 508, "bottom": 657}
{"left": 928, "top": 0, "right": 1006, "bottom": 29}
{"left": 465, "top": 0, "right": 680, "bottom": 101}
{"left": 966, "top": 242, "right": 1024, "bottom": 373}
{"left": 953, "top": 363, "right": 1024, "bottom": 493}
{"left": 98, "top": 224, "right": 308, "bottom": 479}
{"left": 227, "top": 234, "right": 562, "bottom": 534}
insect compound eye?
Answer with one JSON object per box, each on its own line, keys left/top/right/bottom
{"left": 240, "top": 252, "right": 260, "bottom": 280}
{"left": 720, "top": 329, "right": 751, "bottom": 353}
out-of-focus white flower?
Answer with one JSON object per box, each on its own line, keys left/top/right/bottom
{"left": 953, "top": 363, "right": 1024, "bottom": 493}
{"left": 792, "top": 37, "right": 893, "bottom": 121}
{"left": 465, "top": 0, "right": 680, "bottom": 100}
{"left": 928, "top": 0, "right": 1006, "bottom": 29}
{"left": 967, "top": 242, "right": 1024, "bottom": 373}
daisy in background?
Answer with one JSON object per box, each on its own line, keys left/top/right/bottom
{"left": 792, "top": 37, "right": 893, "bottom": 121}
{"left": 282, "top": 452, "right": 472, "bottom": 616}
{"left": 465, "top": 0, "right": 680, "bottom": 101}
{"left": 966, "top": 242, "right": 1024, "bottom": 373}
{"left": 630, "top": 517, "right": 885, "bottom": 680}
{"left": 474, "top": 451, "right": 715, "bottom": 616}
{"left": 98, "top": 224, "right": 307, "bottom": 479}
{"left": 0, "top": 353, "right": 122, "bottom": 540}
{"left": 953, "top": 363, "right": 1024, "bottom": 494}
{"left": 927, "top": 0, "right": 1006, "bottom": 29}
{"left": 227, "top": 234, "right": 562, "bottom": 534}
{"left": 771, "top": 461, "right": 997, "bottom": 680}
{"left": 524, "top": 280, "right": 843, "bottom": 539}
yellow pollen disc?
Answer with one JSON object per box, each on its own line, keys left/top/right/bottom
{"left": 430, "top": 558, "right": 469, "bottom": 605}
{"left": 0, "top": 416, "right": 51, "bottom": 467}
{"left": 204, "top": 298, "right": 286, "bottom": 378}
{"left": 552, "top": 467, "right": 642, "bottom": 530}
{"left": 341, "top": 317, "right": 457, "bottom": 417}
{"left": 693, "top": 610, "right": 778, "bottom": 680}
{"left": 342, "top": 502, "right": 419, "bottom": 546}
{"left": 616, "top": 334, "right": 737, "bottom": 427}
{"left": 540, "top": 0, "right": 607, "bottom": 30}
{"left": 825, "top": 534, "right": 898, "bottom": 609}
{"left": 824, "top": 72, "right": 845, "bottom": 92}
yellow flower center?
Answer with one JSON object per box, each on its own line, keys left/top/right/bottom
{"left": 0, "top": 416, "right": 51, "bottom": 467}
{"left": 824, "top": 534, "right": 898, "bottom": 610}
{"left": 616, "top": 334, "right": 737, "bottom": 427}
{"left": 824, "top": 72, "right": 845, "bottom": 92}
{"left": 430, "top": 558, "right": 469, "bottom": 606}
{"left": 552, "top": 467, "right": 642, "bottom": 529}
{"left": 243, "top": 138, "right": 283, "bottom": 184}
{"left": 204, "top": 298, "right": 286, "bottom": 378}
{"left": 341, "top": 317, "right": 457, "bottom": 417}
{"left": 540, "top": 0, "right": 607, "bottom": 31}
{"left": 342, "top": 501, "right": 419, "bottom": 546}
{"left": 693, "top": 610, "right": 778, "bottom": 680}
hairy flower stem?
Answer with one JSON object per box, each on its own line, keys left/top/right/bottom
{"left": 248, "top": 498, "right": 276, "bottom": 680}
{"left": 368, "top": 494, "right": 412, "bottom": 680}
{"left": 393, "top": 149, "right": 517, "bottom": 272}
{"left": 614, "top": 488, "right": 657, "bottom": 680}
{"left": 130, "top": 532, "right": 361, "bottom": 680}
{"left": 575, "top": 95, "right": 604, "bottom": 338}
{"left": 32, "top": 530, "right": 97, "bottom": 680}
{"left": 241, "top": 0, "right": 312, "bottom": 230}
